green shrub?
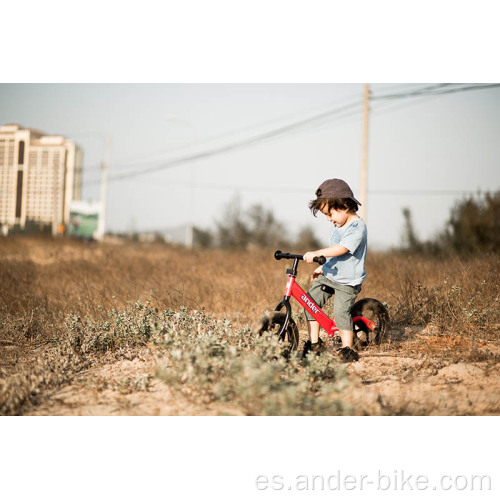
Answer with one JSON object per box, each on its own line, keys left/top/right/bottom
{"left": 65, "top": 300, "right": 161, "bottom": 354}
{"left": 64, "top": 303, "right": 351, "bottom": 415}
{"left": 155, "top": 308, "right": 350, "bottom": 415}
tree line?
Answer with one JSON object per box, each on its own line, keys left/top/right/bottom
{"left": 401, "top": 191, "right": 500, "bottom": 255}
{"left": 193, "top": 197, "right": 321, "bottom": 251}
{"left": 120, "top": 191, "right": 499, "bottom": 255}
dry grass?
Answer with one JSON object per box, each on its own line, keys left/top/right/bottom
{"left": 1, "top": 236, "right": 499, "bottom": 415}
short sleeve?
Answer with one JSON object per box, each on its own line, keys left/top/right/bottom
{"left": 339, "top": 221, "right": 364, "bottom": 254}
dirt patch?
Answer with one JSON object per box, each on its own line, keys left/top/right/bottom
{"left": 341, "top": 345, "right": 500, "bottom": 416}
{"left": 26, "top": 354, "right": 245, "bottom": 416}
{"left": 436, "top": 362, "right": 485, "bottom": 380}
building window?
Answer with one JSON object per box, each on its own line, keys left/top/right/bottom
{"left": 16, "top": 170, "right": 23, "bottom": 218}
{"left": 18, "top": 141, "right": 25, "bottom": 165}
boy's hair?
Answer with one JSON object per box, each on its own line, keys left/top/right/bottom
{"left": 309, "top": 197, "right": 359, "bottom": 217}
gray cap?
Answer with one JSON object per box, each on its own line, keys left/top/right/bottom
{"left": 315, "top": 178, "right": 362, "bottom": 205}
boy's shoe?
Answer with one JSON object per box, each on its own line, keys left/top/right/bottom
{"left": 336, "top": 346, "right": 360, "bottom": 363}
{"left": 302, "top": 338, "right": 326, "bottom": 357}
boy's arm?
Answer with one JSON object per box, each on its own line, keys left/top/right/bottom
{"left": 303, "top": 244, "right": 349, "bottom": 263}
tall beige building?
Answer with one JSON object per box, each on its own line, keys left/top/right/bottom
{"left": 0, "top": 124, "right": 82, "bottom": 235}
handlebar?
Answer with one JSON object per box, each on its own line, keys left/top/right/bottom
{"left": 274, "top": 250, "right": 326, "bottom": 265}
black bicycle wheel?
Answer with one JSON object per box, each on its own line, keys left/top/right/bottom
{"left": 253, "top": 311, "right": 300, "bottom": 352}
{"left": 351, "top": 298, "right": 390, "bottom": 349}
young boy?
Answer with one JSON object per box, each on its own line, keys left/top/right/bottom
{"left": 302, "top": 178, "right": 367, "bottom": 362}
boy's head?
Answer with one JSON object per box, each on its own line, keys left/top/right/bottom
{"left": 309, "top": 178, "right": 361, "bottom": 217}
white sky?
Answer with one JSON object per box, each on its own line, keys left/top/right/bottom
{"left": 1, "top": 82, "right": 498, "bottom": 249}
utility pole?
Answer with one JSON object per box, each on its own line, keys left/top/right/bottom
{"left": 360, "top": 84, "right": 370, "bottom": 221}
{"left": 97, "top": 133, "right": 112, "bottom": 241}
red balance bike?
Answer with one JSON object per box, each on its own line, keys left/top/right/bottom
{"left": 255, "top": 251, "right": 389, "bottom": 353}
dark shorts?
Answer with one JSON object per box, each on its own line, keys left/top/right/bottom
{"left": 304, "top": 274, "right": 361, "bottom": 330}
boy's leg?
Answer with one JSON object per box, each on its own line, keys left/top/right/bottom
{"left": 332, "top": 284, "right": 362, "bottom": 362}
{"left": 339, "top": 329, "right": 354, "bottom": 348}
{"left": 304, "top": 276, "right": 334, "bottom": 339}
{"left": 307, "top": 320, "right": 321, "bottom": 343}
{"left": 332, "top": 283, "right": 362, "bottom": 348}
{"left": 303, "top": 276, "right": 333, "bottom": 354}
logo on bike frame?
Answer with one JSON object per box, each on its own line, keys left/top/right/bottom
{"left": 301, "top": 294, "right": 319, "bottom": 314}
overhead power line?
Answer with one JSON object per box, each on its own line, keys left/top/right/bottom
{"left": 372, "top": 83, "right": 500, "bottom": 100}
{"left": 95, "top": 88, "right": 367, "bottom": 170}
{"left": 83, "top": 101, "right": 366, "bottom": 176}
{"left": 85, "top": 99, "right": 363, "bottom": 185}
{"left": 83, "top": 83, "right": 500, "bottom": 186}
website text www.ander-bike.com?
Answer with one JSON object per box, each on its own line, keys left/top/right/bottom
{"left": 255, "top": 471, "right": 492, "bottom": 493}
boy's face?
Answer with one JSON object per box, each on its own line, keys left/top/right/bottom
{"left": 320, "top": 204, "right": 350, "bottom": 228}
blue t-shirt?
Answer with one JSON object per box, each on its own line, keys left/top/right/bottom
{"left": 322, "top": 218, "right": 367, "bottom": 286}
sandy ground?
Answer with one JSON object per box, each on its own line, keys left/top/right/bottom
{"left": 26, "top": 354, "right": 247, "bottom": 416}
{"left": 25, "top": 327, "right": 500, "bottom": 416}
{"left": 343, "top": 353, "right": 499, "bottom": 415}
{"left": 3, "top": 239, "right": 498, "bottom": 416}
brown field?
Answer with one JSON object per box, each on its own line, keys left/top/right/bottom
{"left": 1, "top": 236, "right": 499, "bottom": 415}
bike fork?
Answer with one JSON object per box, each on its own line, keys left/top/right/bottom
{"left": 275, "top": 258, "right": 298, "bottom": 339}
{"left": 275, "top": 298, "right": 292, "bottom": 339}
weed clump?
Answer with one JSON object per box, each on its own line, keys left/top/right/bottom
{"left": 1, "top": 302, "right": 350, "bottom": 416}
{"left": 65, "top": 300, "right": 161, "bottom": 355}
{"left": 155, "top": 307, "right": 350, "bottom": 415}
{"left": 1, "top": 301, "right": 164, "bottom": 415}
{"left": 0, "top": 341, "right": 91, "bottom": 415}
{"left": 387, "top": 269, "right": 499, "bottom": 338}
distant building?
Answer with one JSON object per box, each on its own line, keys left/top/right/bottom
{"left": 0, "top": 124, "right": 82, "bottom": 235}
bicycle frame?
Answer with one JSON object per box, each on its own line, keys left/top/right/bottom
{"left": 275, "top": 257, "right": 377, "bottom": 338}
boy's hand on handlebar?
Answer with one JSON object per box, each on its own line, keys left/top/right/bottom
{"left": 303, "top": 251, "right": 320, "bottom": 263}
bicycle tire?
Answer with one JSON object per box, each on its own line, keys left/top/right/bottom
{"left": 351, "top": 298, "right": 390, "bottom": 350}
{"left": 253, "top": 311, "right": 300, "bottom": 352}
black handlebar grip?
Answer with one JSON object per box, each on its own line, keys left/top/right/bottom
{"left": 275, "top": 250, "right": 326, "bottom": 265}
